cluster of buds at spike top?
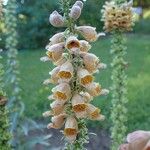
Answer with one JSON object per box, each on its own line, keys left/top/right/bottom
{"left": 101, "top": 1, "right": 134, "bottom": 32}
{"left": 49, "top": 1, "right": 84, "bottom": 27}
{"left": 42, "top": 0, "right": 109, "bottom": 143}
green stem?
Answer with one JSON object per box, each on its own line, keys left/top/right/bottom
{"left": 61, "top": 0, "right": 89, "bottom": 149}
{"left": 110, "top": 31, "right": 128, "bottom": 150}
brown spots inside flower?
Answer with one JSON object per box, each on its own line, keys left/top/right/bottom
{"left": 46, "top": 51, "right": 53, "bottom": 59}
{"left": 58, "top": 71, "right": 72, "bottom": 79}
{"left": 81, "top": 75, "right": 93, "bottom": 85}
{"left": 73, "top": 104, "right": 86, "bottom": 112}
{"left": 91, "top": 109, "right": 100, "bottom": 119}
{"left": 55, "top": 91, "right": 67, "bottom": 100}
{"left": 67, "top": 41, "right": 80, "bottom": 49}
{"left": 64, "top": 128, "right": 77, "bottom": 136}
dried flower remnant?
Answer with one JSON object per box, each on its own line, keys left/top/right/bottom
{"left": 42, "top": 0, "right": 109, "bottom": 149}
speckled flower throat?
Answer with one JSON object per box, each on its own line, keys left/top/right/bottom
{"left": 42, "top": 0, "right": 109, "bottom": 149}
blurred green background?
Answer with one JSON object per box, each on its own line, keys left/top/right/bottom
{"left": 1, "top": 0, "right": 150, "bottom": 134}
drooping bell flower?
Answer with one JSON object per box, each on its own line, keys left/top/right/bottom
{"left": 76, "top": 26, "right": 98, "bottom": 42}
{"left": 85, "top": 82, "right": 101, "bottom": 97}
{"left": 49, "top": 66, "right": 60, "bottom": 84}
{"left": 80, "top": 40, "right": 91, "bottom": 52}
{"left": 77, "top": 68, "right": 93, "bottom": 86}
{"left": 69, "top": 5, "right": 81, "bottom": 20}
{"left": 86, "top": 104, "right": 105, "bottom": 121}
{"left": 49, "top": 11, "right": 64, "bottom": 27}
{"left": 50, "top": 100, "right": 65, "bottom": 115}
{"left": 47, "top": 114, "right": 66, "bottom": 129}
{"left": 46, "top": 42, "right": 65, "bottom": 62}
{"left": 64, "top": 117, "right": 78, "bottom": 142}
{"left": 52, "top": 83, "right": 71, "bottom": 103}
{"left": 49, "top": 32, "right": 65, "bottom": 45}
{"left": 81, "top": 53, "right": 100, "bottom": 73}
{"left": 72, "top": 94, "right": 87, "bottom": 118}
{"left": 58, "top": 61, "right": 74, "bottom": 83}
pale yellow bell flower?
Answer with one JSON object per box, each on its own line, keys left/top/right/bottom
{"left": 77, "top": 68, "right": 93, "bottom": 86}
{"left": 46, "top": 42, "right": 65, "bottom": 62}
{"left": 86, "top": 104, "right": 105, "bottom": 121}
{"left": 58, "top": 61, "right": 74, "bottom": 83}
{"left": 72, "top": 94, "right": 87, "bottom": 118}
{"left": 49, "top": 66, "right": 60, "bottom": 84}
{"left": 64, "top": 117, "right": 78, "bottom": 142}
{"left": 52, "top": 83, "right": 71, "bottom": 102}
{"left": 76, "top": 26, "right": 98, "bottom": 42}
{"left": 47, "top": 114, "right": 66, "bottom": 129}
{"left": 85, "top": 82, "right": 101, "bottom": 97}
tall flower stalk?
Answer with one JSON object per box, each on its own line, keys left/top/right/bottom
{"left": 102, "top": 0, "right": 134, "bottom": 149}
{"left": 0, "top": 2, "right": 11, "bottom": 149}
{"left": 42, "top": 0, "right": 109, "bottom": 149}
{"left": 5, "top": 0, "right": 21, "bottom": 147}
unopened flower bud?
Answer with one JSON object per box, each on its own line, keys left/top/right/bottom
{"left": 49, "top": 11, "right": 64, "bottom": 27}
{"left": 70, "top": 5, "right": 81, "bottom": 20}
{"left": 74, "top": 1, "right": 84, "bottom": 9}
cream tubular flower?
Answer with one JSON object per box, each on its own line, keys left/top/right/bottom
{"left": 46, "top": 42, "right": 65, "bottom": 62}
{"left": 49, "top": 32, "right": 65, "bottom": 45}
{"left": 80, "top": 40, "right": 91, "bottom": 52}
{"left": 77, "top": 68, "right": 93, "bottom": 86}
{"left": 49, "top": 66, "right": 60, "bottom": 84}
{"left": 85, "top": 82, "right": 102, "bottom": 97}
{"left": 58, "top": 61, "right": 74, "bottom": 83}
{"left": 52, "top": 83, "right": 71, "bottom": 102}
{"left": 47, "top": 114, "right": 66, "bottom": 129}
{"left": 49, "top": 11, "right": 64, "bottom": 27}
{"left": 76, "top": 26, "right": 98, "bottom": 42}
{"left": 64, "top": 117, "right": 78, "bottom": 142}
{"left": 81, "top": 52, "right": 100, "bottom": 73}
{"left": 72, "top": 94, "right": 87, "bottom": 118}
{"left": 50, "top": 100, "right": 65, "bottom": 115}
{"left": 86, "top": 104, "right": 105, "bottom": 121}
{"left": 65, "top": 36, "right": 80, "bottom": 53}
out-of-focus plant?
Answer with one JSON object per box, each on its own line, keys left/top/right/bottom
{"left": 42, "top": 0, "right": 109, "bottom": 149}
{"left": 5, "top": 0, "right": 22, "bottom": 147}
{"left": 0, "top": 2, "right": 11, "bottom": 149}
{"left": 5, "top": 0, "right": 52, "bottom": 149}
{"left": 102, "top": 0, "right": 134, "bottom": 149}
